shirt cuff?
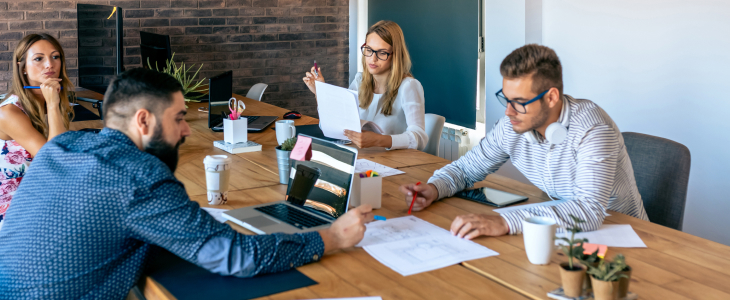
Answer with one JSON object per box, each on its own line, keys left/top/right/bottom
{"left": 387, "top": 133, "right": 412, "bottom": 150}
{"left": 293, "top": 231, "right": 326, "bottom": 267}
{"left": 499, "top": 211, "right": 525, "bottom": 235}
{"left": 426, "top": 177, "right": 453, "bottom": 200}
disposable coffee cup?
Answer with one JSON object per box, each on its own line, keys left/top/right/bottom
{"left": 204, "top": 155, "right": 232, "bottom": 205}
{"left": 522, "top": 216, "right": 557, "bottom": 265}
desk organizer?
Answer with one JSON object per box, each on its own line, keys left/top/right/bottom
{"left": 224, "top": 118, "right": 247, "bottom": 144}
{"left": 349, "top": 175, "right": 382, "bottom": 209}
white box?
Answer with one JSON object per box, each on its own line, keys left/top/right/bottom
{"left": 349, "top": 175, "right": 382, "bottom": 209}
{"left": 224, "top": 118, "right": 247, "bottom": 144}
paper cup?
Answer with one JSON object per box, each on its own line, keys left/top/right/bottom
{"left": 204, "top": 155, "right": 232, "bottom": 205}
{"left": 522, "top": 216, "right": 557, "bottom": 265}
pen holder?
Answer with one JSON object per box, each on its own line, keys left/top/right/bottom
{"left": 224, "top": 118, "right": 247, "bottom": 144}
{"left": 350, "top": 175, "right": 382, "bottom": 209}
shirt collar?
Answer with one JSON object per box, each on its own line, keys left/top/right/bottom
{"left": 99, "top": 128, "right": 137, "bottom": 147}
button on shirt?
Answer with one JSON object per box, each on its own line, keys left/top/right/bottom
{"left": 0, "top": 128, "right": 324, "bottom": 299}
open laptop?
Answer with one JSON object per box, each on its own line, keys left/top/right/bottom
{"left": 223, "top": 135, "right": 358, "bottom": 234}
{"left": 207, "top": 71, "right": 277, "bottom": 132}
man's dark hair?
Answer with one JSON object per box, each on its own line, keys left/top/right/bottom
{"left": 102, "top": 68, "right": 183, "bottom": 126}
{"left": 500, "top": 44, "right": 563, "bottom": 98}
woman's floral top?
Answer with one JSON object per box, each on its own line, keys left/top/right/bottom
{"left": 0, "top": 95, "right": 33, "bottom": 219}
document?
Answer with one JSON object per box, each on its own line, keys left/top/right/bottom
{"left": 355, "top": 159, "right": 405, "bottom": 177}
{"left": 358, "top": 216, "right": 499, "bottom": 276}
{"left": 201, "top": 207, "right": 229, "bottom": 224}
{"left": 314, "top": 81, "right": 384, "bottom": 140}
{"left": 555, "top": 224, "right": 647, "bottom": 248}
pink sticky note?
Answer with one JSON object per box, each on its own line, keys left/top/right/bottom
{"left": 583, "top": 243, "right": 608, "bottom": 258}
{"left": 290, "top": 136, "right": 312, "bottom": 161}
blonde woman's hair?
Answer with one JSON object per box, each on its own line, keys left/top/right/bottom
{"left": 359, "top": 20, "right": 412, "bottom": 116}
{"left": 7, "top": 33, "right": 74, "bottom": 137}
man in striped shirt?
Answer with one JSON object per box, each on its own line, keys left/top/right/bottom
{"left": 399, "top": 44, "right": 648, "bottom": 239}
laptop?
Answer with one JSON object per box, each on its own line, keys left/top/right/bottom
{"left": 223, "top": 135, "right": 358, "bottom": 234}
{"left": 207, "top": 71, "right": 277, "bottom": 132}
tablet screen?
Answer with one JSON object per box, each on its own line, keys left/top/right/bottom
{"left": 455, "top": 187, "right": 528, "bottom": 207}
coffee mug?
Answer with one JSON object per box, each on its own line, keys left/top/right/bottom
{"left": 275, "top": 120, "right": 296, "bottom": 145}
{"left": 204, "top": 155, "right": 232, "bottom": 205}
{"left": 522, "top": 216, "right": 557, "bottom": 265}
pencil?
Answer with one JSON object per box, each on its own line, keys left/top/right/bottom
{"left": 408, "top": 182, "right": 421, "bottom": 214}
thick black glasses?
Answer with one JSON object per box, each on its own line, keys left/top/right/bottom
{"left": 495, "top": 89, "right": 549, "bottom": 114}
{"left": 361, "top": 45, "right": 391, "bottom": 61}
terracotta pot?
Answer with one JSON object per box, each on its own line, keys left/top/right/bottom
{"left": 559, "top": 262, "right": 585, "bottom": 298}
{"left": 590, "top": 276, "right": 619, "bottom": 300}
{"left": 582, "top": 261, "right": 599, "bottom": 290}
{"left": 617, "top": 266, "right": 632, "bottom": 298}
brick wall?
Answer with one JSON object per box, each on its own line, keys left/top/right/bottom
{"left": 0, "top": 0, "right": 350, "bottom": 116}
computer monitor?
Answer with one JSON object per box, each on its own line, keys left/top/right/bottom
{"left": 140, "top": 31, "right": 171, "bottom": 70}
{"left": 208, "top": 71, "right": 233, "bottom": 128}
{"left": 77, "top": 4, "right": 123, "bottom": 94}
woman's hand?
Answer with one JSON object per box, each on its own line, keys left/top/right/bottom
{"left": 343, "top": 130, "right": 392, "bottom": 149}
{"left": 302, "top": 66, "right": 325, "bottom": 95}
{"left": 40, "top": 78, "right": 62, "bottom": 110}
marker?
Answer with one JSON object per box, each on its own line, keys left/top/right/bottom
{"left": 374, "top": 215, "right": 386, "bottom": 221}
{"left": 313, "top": 60, "right": 319, "bottom": 78}
{"left": 24, "top": 86, "right": 62, "bottom": 90}
{"left": 407, "top": 182, "right": 421, "bottom": 214}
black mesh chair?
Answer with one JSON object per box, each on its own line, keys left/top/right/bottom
{"left": 622, "top": 132, "right": 691, "bottom": 230}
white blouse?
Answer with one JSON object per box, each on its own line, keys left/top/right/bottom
{"left": 348, "top": 72, "right": 428, "bottom": 150}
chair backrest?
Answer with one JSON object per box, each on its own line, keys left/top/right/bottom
{"left": 245, "top": 83, "right": 268, "bottom": 101}
{"left": 622, "top": 132, "right": 691, "bottom": 230}
{"left": 423, "top": 113, "right": 446, "bottom": 156}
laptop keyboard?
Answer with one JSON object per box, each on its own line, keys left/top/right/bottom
{"left": 255, "top": 203, "right": 330, "bottom": 229}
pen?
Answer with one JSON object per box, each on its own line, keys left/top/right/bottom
{"left": 408, "top": 182, "right": 421, "bottom": 214}
{"left": 24, "top": 86, "right": 62, "bottom": 90}
{"left": 313, "top": 60, "right": 319, "bottom": 78}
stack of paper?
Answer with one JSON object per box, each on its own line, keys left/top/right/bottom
{"left": 358, "top": 216, "right": 499, "bottom": 276}
{"left": 354, "top": 159, "right": 405, "bottom": 177}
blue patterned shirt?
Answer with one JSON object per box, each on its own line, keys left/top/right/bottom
{"left": 0, "top": 128, "right": 325, "bottom": 299}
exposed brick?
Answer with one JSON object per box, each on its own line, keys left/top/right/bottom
{"left": 241, "top": 43, "right": 264, "bottom": 51}
{"left": 109, "top": 1, "right": 140, "bottom": 9}
{"left": 171, "top": 18, "right": 198, "bottom": 26}
{"left": 238, "top": 7, "right": 264, "bottom": 16}
{"left": 326, "top": 31, "right": 346, "bottom": 39}
{"left": 288, "top": 24, "right": 314, "bottom": 32}
{"left": 171, "top": 36, "right": 197, "bottom": 44}
{"left": 0, "top": 12, "right": 24, "bottom": 20}
{"left": 0, "top": 23, "right": 5, "bottom": 31}
{"left": 9, "top": 21, "right": 43, "bottom": 30}
{"left": 253, "top": 33, "right": 277, "bottom": 42}
{"left": 185, "top": 27, "right": 212, "bottom": 34}
{"left": 155, "top": 9, "right": 184, "bottom": 17}
{"left": 155, "top": 27, "right": 185, "bottom": 35}
{"left": 266, "top": 8, "right": 288, "bottom": 16}
{"left": 124, "top": 28, "right": 140, "bottom": 37}
{"left": 0, "top": 62, "right": 7, "bottom": 71}
{"left": 326, "top": 0, "right": 347, "bottom": 6}
{"left": 229, "top": 34, "right": 252, "bottom": 42}
{"left": 278, "top": 0, "right": 301, "bottom": 6}
{"left": 265, "top": 24, "right": 288, "bottom": 32}
{"left": 265, "top": 42, "right": 289, "bottom": 50}
{"left": 252, "top": 0, "right": 277, "bottom": 7}
{"left": 199, "top": 18, "right": 226, "bottom": 25}
{"left": 226, "top": 0, "right": 251, "bottom": 6}
{"left": 279, "top": 32, "right": 326, "bottom": 40}
{"left": 290, "top": 40, "right": 314, "bottom": 49}
{"left": 0, "top": 2, "right": 6, "bottom": 10}
{"left": 45, "top": 20, "right": 76, "bottom": 29}
{"left": 316, "top": 40, "right": 337, "bottom": 47}
{"left": 290, "top": 7, "right": 315, "bottom": 15}
{"left": 212, "top": 8, "right": 238, "bottom": 16}
{"left": 123, "top": 37, "right": 140, "bottom": 47}
{"left": 239, "top": 25, "right": 264, "bottom": 33}
{"left": 60, "top": 30, "right": 76, "bottom": 38}
{"left": 9, "top": 2, "right": 42, "bottom": 10}
{"left": 141, "top": 19, "right": 170, "bottom": 27}
{"left": 198, "top": 0, "right": 225, "bottom": 8}
{"left": 171, "top": 0, "right": 197, "bottom": 8}
{"left": 126, "top": 10, "right": 155, "bottom": 18}
{"left": 124, "top": 19, "right": 141, "bottom": 28}
{"left": 141, "top": 1, "right": 171, "bottom": 8}
{"left": 227, "top": 17, "right": 252, "bottom": 25}
{"left": 315, "top": 7, "right": 337, "bottom": 15}
{"left": 302, "top": 0, "right": 326, "bottom": 6}
{"left": 327, "top": 15, "right": 347, "bottom": 23}
{"left": 185, "top": 9, "right": 212, "bottom": 17}
{"left": 314, "top": 23, "right": 337, "bottom": 31}
{"left": 60, "top": 11, "right": 76, "bottom": 19}
{"left": 212, "top": 26, "right": 237, "bottom": 34}
{"left": 59, "top": 39, "right": 76, "bottom": 49}
{"left": 303, "top": 16, "right": 325, "bottom": 23}
{"left": 326, "top": 47, "right": 348, "bottom": 55}
{"left": 0, "top": 52, "right": 12, "bottom": 60}
{"left": 278, "top": 17, "right": 301, "bottom": 24}
{"left": 26, "top": 11, "right": 59, "bottom": 20}
{"left": 253, "top": 17, "right": 277, "bottom": 24}
{"left": 43, "top": 1, "right": 75, "bottom": 9}
{"left": 198, "top": 35, "right": 226, "bottom": 43}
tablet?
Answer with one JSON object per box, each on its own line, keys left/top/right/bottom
{"left": 454, "top": 187, "right": 528, "bottom": 207}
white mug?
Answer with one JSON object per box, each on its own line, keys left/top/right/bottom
{"left": 275, "top": 120, "right": 296, "bottom": 145}
{"left": 204, "top": 155, "right": 232, "bottom": 205}
{"left": 522, "top": 216, "right": 557, "bottom": 265}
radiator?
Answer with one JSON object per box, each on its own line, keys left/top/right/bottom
{"left": 438, "top": 127, "right": 469, "bottom": 161}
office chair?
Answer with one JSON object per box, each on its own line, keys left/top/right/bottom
{"left": 423, "top": 113, "right": 446, "bottom": 156}
{"left": 245, "top": 83, "right": 268, "bottom": 101}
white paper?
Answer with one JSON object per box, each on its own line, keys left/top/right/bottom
{"left": 359, "top": 216, "right": 499, "bottom": 276}
{"left": 492, "top": 199, "right": 567, "bottom": 214}
{"left": 354, "top": 159, "right": 405, "bottom": 177}
{"left": 315, "top": 81, "right": 362, "bottom": 140}
{"left": 555, "top": 224, "right": 647, "bottom": 248}
{"left": 201, "top": 207, "right": 230, "bottom": 224}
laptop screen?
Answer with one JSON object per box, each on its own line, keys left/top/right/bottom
{"left": 208, "top": 71, "right": 233, "bottom": 128}
{"left": 286, "top": 135, "right": 358, "bottom": 219}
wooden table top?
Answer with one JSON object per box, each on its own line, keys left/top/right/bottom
{"left": 74, "top": 89, "right": 730, "bottom": 300}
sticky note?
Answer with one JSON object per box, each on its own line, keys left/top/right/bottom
{"left": 583, "top": 243, "right": 608, "bottom": 258}
{"left": 290, "top": 136, "right": 312, "bottom": 161}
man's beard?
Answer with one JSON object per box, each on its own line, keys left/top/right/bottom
{"left": 144, "top": 124, "right": 185, "bottom": 173}
{"left": 512, "top": 100, "right": 550, "bottom": 135}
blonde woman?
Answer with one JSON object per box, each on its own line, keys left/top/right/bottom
{"left": 303, "top": 20, "right": 427, "bottom": 150}
{"left": 0, "top": 33, "right": 74, "bottom": 221}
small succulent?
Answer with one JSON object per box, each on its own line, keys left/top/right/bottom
{"left": 280, "top": 137, "right": 297, "bottom": 151}
{"left": 586, "top": 254, "right": 629, "bottom": 282}
{"left": 555, "top": 215, "right": 588, "bottom": 270}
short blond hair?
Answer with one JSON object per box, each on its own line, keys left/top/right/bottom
{"left": 500, "top": 44, "right": 563, "bottom": 97}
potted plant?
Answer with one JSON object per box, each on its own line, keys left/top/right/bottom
{"left": 555, "top": 215, "right": 588, "bottom": 298}
{"left": 614, "top": 254, "right": 632, "bottom": 298}
{"left": 147, "top": 53, "right": 208, "bottom": 103}
{"left": 586, "top": 254, "right": 629, "bottom": 300}
{"left": 580, "top": 248, "right": 600, "bottom": 290}
{"left": 275, "top": 137, "right": 297, "bottom": 184}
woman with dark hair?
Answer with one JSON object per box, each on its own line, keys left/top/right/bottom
{"left": 0, "top": 33, "right": 74, "bottom": 223}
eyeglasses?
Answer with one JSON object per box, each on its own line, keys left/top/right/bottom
{"left": 495, "top": 89, "right": 550, "bottom": 114}
{"left": 361, "top": 44, "right": 391, "bottom": 61}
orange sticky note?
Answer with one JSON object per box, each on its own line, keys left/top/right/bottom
{"left": 583, "top": 243, "right": 608, "bottom": 258}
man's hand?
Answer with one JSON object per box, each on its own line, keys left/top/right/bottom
{"left": 343, "top": 130, "right": 391, "bottom": 149}
{"left": 319, "top": 205, "right": 374, "bottom": 254}
{"left": 450, "top": 214, "right": 510, "bottom": 240}
{"left": 399, "top": 183, "right": 439, "bottom": 212}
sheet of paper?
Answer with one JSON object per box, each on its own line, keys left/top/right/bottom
{"left": 555, "top": 224, "right": 647, "bottom": 248}
{"left": 358, "top": 216, "right": 499, "bottom": 276}
{"left": 315, "top": 81, "right": 362, "bottom": 140}
{"left": 355, "top": 159, "right": 405, "bottom": 177}
{"left": 201, "top": 207, "right": 229, "bottom": 224}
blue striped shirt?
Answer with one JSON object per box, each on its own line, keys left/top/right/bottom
{"left": 429, "top": 96, "right": 648, "bottom": 234}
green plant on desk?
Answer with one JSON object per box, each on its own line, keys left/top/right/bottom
{"left": 556, "top": 215, "right": 588, "bottom": 270}
{"left": 280, "top": 137, "right": 297, "bottom": 151}
{"left": 147, "top": 53, "right": 208, "bottom": 103}
{"left": 586, "top": 254, "right": 628, "bottom": 281}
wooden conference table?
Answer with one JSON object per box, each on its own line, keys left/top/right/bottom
{"left": 74, "top": 90, "right": 730, "bottom": 300}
